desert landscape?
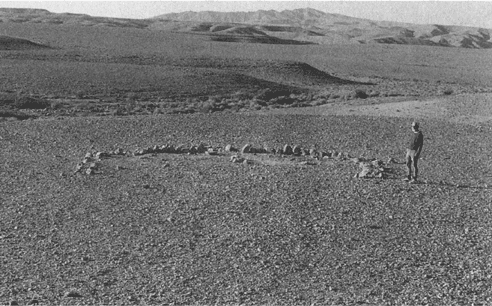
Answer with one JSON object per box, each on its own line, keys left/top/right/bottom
{"left": 1, "top": 6, "right": 492, "bottom": 306}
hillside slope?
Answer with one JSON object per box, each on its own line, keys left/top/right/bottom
{"left": 0, "top": 35, "right": 50, "bottom": 50}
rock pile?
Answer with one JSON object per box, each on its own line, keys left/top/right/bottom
{"left": 74, "top": 152, "right": 101, "bottom": 175}
{"left": 353, "top": 158, "right": 389, "bottom": 179}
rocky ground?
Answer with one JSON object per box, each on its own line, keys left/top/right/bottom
{"left": 1, "top": 111, "right": 491, "bottom": 305}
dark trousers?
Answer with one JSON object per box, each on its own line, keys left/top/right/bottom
{"left": 406, "top": 149, "right": 419, "bottom": 179}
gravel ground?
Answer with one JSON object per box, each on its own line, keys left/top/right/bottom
{"left": 1, "top": 113, "right": 491, "bottom": 305}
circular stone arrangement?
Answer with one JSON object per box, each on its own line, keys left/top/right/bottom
{"left": 74, "top": 143, "right": 396, "bottom": 179}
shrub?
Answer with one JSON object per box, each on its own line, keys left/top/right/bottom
{"left": 0, "top": 109, "right": 34, "bottom": 120}
{"left": 75, "top": 90, "right": 86, "bottom": 99}
{"left": 14, "top": 96, "right": 50, "bottom": 109}
{"left": 442, "top": 88, "right": 453, "bottom": 95}
{"left": 354, "top": 89, "right": 368, "bottom": 99}
{"left": 50, "top": 101, "right": 65, "bottom": 110}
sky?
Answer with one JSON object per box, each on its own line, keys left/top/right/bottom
{"left": 1, "top": 1, "right": 492, "bottom": 28}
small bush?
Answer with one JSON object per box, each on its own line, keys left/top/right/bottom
{"left": 442, "top": 88, "right": 453, "bottom": 95}
{"left": 14, "top": 96, "right": 50, "bottom": 109}
{"left": 75, "top": 90, "right": 86, "bottom": 99}
{"left": 50, "top": 101, "right": 65, "bottom": 110}
{"left": 0, "top": 109, "right": 34, "bottom": 120}
{"left": 354, "top": 89, "right": 368, "bottom": 99}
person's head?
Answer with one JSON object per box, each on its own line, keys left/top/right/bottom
{"left": 412, "top": 121, "right": 420, "bottom": 132}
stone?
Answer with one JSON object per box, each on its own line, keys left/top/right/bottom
{"left": 84, "top": 152, "right": 92, "bottom": 158}
{"left": 75, "top": 163, "right": 83, "bottom": 172}
{"left": 387, "top": 157, "right": 396, "bottom": 164}
{"left": 372, "top": 159, "right": 383, "bottom": 167}
{"left": 350, "top": 157, "right": 362, "bottom": 163}
{"left": 188, "top": 145, "right": 197, "bottom": 154}
{"left": 302, "top": 149, "right": 309, "bottom": 156}
{"left": 224, "top": 144, "right": 236, "bottom": 152}
{"left": 309, "top": 148, "right": 317, "bottom": 157}
{"left": 358, "top": 168, "right": 371, "bottom": 178}
{"left": 241, "top": 144, "right": 252, "bottom": 154}
{"left": 197, "top": 143, "right": 206, "bottom": 153}
{"left": 114, "top": 148, "right": 125, "bottom": 155}
{"left": 85, "top": 168, "right": 94, "bottom": 175}
{"left": 283, "top": 144, "right": 293, "bottom": 155}
{"left": 206, "top": 148, "right": 218, "bottom": 155}
{"left": 82, "top": 157, "right": 91, "bottom": 164}
{"left": 133, "top": 149, "right": 145, "bottom": 156}
{"left": 89, "top": 163, "right": 97, "bottom": 169}
{"left": 230, "top": 155, "right": 245, "bottom": 163}
{"left": 359, "top": 162, "right": 373, "bottom": 169}
{"left": 166, "top": 144, "right": 176, "bottom": 153}
{"left": 64, "top": 291, "right": 83, "bottom": 298}
{"left": 292, "top": 145, "right": 302, "bottom": 156}
{"left": 270, "top": 148, "right": 277, "bottom": 154}
{"left": 174, "top": 145, "right": 185, "bottom": 153}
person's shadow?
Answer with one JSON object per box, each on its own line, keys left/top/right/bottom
{"left": 423, "top": 180, "right": 490, "bottom": 190}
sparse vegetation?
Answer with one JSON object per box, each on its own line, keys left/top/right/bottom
{"left": 13, "top": 95, "right": 50, "bottom": 109}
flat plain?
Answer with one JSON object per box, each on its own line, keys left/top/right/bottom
{"left": 1, "top": 11, "right": 492, "bottom": 306}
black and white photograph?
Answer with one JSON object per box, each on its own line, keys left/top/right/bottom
{"left": 1, "top": 1, "right": 491, "bottom": 305}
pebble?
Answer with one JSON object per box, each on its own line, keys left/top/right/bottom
{"left": 292, "top": 145, "right": 302, "bottom": 156}
{"left": 224, "top": 144, "right": 236, "bottom": 152}
{"left": 197, "top": 143, "right": 206, "bottom": 153}
{"left": 241, "top": 144, "right": 252, "bottom": 154}
{"left": 283, "top": 144, "right": 293, "bottom": 155}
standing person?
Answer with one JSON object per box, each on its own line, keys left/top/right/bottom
{"left": 404, "top": 121, "right": 424, "bottom": 183}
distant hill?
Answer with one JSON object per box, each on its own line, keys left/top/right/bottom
{"left": 0, "top": 7, "right": 491, "bottom": 49}
{"left": 154, "top": 8, "right": 492, "bottom": 48}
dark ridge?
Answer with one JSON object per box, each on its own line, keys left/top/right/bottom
{"left": 0, "top": 35, "right": 51, "bottom": 50}
{"left": 245, "top": 61, "right": 371, "bottom": 85}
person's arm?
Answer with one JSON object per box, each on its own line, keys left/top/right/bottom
{"left": 416, "top": 134, "right": 423, "bottom": 157}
